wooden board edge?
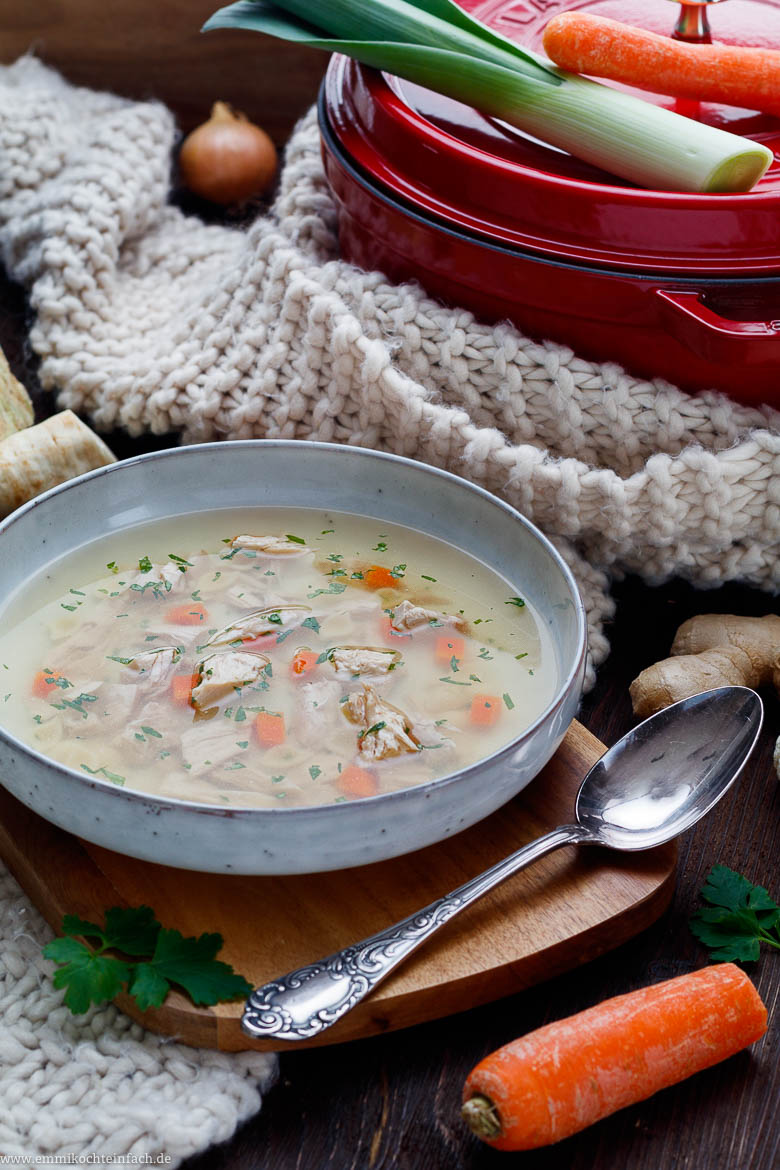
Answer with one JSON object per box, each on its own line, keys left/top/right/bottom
{"left": 132, "top": 846, "right": 679, "bottom": 1053}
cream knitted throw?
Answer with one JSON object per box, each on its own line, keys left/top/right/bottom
{"left": 0, "top": 55, "right": 778, "bottom": 1165}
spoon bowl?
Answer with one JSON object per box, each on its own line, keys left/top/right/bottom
{"left": 575, "top": 686, "right": 762, "bottom": 850}
{"left": 243, "top": 686, "right": 762, "bottom": 1042}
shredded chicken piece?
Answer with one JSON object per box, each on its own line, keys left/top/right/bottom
{"left": 58, "top": 682, "right": 137, "bottom": 739}
{"left": 191, "top": 650, "right": 270, "bottom": 710}
{"left": 125, "top": 563, "right": 184, "bottom": 594}
{"left": 390, "top": 600, "right": 463, "bottom": 632}
{"left": 330, "top": 646, "right": 401, "bottom": 678}
{"left": 231, "top": 534, "right": 309, "bottom": 554}
{"left": 206, "top": 605, "right": 311, "bottom": 647}
{"left": 343, "top": 683, "right": 420, "bottom": 761}
{"left": 180, "top": 722, "right": 248, "bottom": 775}
{"left": 128, "top": 645, "right": 182, "bottom": 684}
{"left": 296, "top": 678, "right": 341, "bottom": 746}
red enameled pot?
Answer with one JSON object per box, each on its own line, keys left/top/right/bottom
{"left": 319, "top": 0, "right": 780, "bottom": 407}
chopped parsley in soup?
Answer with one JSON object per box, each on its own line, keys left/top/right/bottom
{"left": 0, "top": 509, "right": 557, "bottom": 807}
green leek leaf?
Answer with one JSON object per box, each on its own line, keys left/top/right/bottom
{"left": 204, "top": 0, "right": 773, "bottom": 193}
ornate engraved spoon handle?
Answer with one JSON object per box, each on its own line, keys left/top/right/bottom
{"left": 242, "top": 824, "right": 588, "bottom": 1042}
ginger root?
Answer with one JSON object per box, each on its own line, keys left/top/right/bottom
{"left": 630, "top": 613, "right": 780, "bottom": 778}
{"left": 630, "top": 614, "right": 780, "bottom": 719}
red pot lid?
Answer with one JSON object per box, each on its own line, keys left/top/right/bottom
{"left": 324, "top": 0, "right": 780, "bottom": 274}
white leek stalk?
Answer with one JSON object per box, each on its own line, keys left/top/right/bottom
{"left": 204, "top": 0, "right": 773, "bottom": 192}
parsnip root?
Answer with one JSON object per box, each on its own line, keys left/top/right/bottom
{"left": 0, "top": 346, "right": 33, "bottom": 440}
{"left": 0, "top": 410, "right": 115, "bottom": 518}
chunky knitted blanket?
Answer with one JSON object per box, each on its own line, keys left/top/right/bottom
{"left": 0, "top": 55, "right": 777, "bottom": 1165}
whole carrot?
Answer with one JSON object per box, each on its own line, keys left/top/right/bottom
{"left": 543, "top": 13, "right": 780, "bottom": 117}
{"left": 462, "top": 963, "right": 766, "bottom": 1150}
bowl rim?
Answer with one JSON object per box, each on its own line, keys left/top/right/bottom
{"left": 0, "top": 439, "right": 587, "bottom": 821}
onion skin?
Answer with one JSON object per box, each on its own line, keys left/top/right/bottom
{"left": 178, "top": 101, "right": 278, "bottom": 205}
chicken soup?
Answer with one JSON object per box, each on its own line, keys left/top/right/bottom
{"left": 0, "top": 508, "right": 557, "bottom": 807}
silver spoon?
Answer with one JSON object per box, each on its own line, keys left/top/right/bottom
{"left": 242, "top": 686, "right": 762, "bottom": 1043}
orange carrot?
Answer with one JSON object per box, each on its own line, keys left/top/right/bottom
{"left": 364, "top": 565, "right": 397, "bottom": 590}
{"left": 170, "top": 673, "right": 199, "bottom": 706}
{"left": 166, "top": 602, "right": 209, "bottom": 625}
{"left": 462, "top": 963, "right": 767, "bottom": 1151}
{"left": 470, "top": 694, "right": 501, "bottom": 726}
{"left": 543, "top": 13, "right": 780, "bottom": 116}
{"left": 255, "top": 710, "right": 285, "bottom": 747}
{"left": 337, "top": 763, "right": 379, "bottom": 799}
{"left": 241, "top": 633, "right": 274, "bottom": 652}
{"left": 436, "top": 634, "right": 465, "bottom": 665}
{"left": 290, "top": 649, "right": 319, "bottom": 677}
{"left": 32, "top": 669, "right": 67, "bottom": 698}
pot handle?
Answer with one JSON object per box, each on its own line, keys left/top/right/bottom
{"left": 656, "top": 288, "right": 780, "bottom": 366}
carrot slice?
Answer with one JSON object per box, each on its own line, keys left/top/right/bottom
{"left": 470, "top": 694, "right": 501, "bottom": 726}
{"left": 436, "top": 634, "right": 465, "bottom": 664}
{"left": 32, "top": 669, "right": 67, "bottom": 698}
{"left": 170, "top": 673, "right": 199, "bottom": 706}
{"left": 166, "top": 602, "right": 209, "bottom": 625}
{"left": 364, "top": 566, "right": 397, "bottom": 590}
{"left": 462, "top": 963, "right": 767, "bottom": 1151}
{"left": 255, "top": 710, "right": 285, "bottom": 747}
{"left": 543, "top": 13, "right": 780, "bottom": 116}
{"left": 290, "top": 649, "right": 319, "bottom": 677}
{"left": 241, "top": 633, "right": 275, "bottom": 652}
{"left": 337, "top": 764, "right": 379, "bottom": 799}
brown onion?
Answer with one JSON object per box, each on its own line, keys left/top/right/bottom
{"left": 178, "top": 101, "right": 278, "bottom": 205}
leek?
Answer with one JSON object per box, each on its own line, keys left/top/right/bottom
{"left": 203, "top": 0, "right": 773, "bottom": 193}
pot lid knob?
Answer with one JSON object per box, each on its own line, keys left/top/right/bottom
{"left": 670, "top": 0, "right": 729, "bottom": 44}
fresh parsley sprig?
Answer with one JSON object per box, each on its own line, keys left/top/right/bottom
{"left": 690, "top": 865, "right": 780, "bottom": 963}
{"left": 43, "top": 905, "right": 252, "bottom": 1014}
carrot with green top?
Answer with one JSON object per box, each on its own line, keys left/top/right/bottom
{"left": 462, "top": 963, "right": 767, "bottom": 1151}
{"left": 543, "top": 12, "right": 780, "bottom": 116}
{"left": 337, "top": 764, "right": 379, "bottom": 799}
{"left": 255, "top": 710, "right": 285, "bottom": 747}
{"left": 470, "top": 694, "right": 501, "bottom": 727}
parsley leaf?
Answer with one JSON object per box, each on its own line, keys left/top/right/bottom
{"left": 689, "top": 865, "right": 780, "bottom": 962}
{"left": 42, "top": 906, "right": 252, "bottom": 1014}
{"left": 129, "top": 928, "right": 252, "bottom": 1010}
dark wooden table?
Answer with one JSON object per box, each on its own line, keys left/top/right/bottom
{"left": 1, "top": 273, "right": 778, "bottom": 1170}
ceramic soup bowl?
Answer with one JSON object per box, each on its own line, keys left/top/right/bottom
{"left": 0, "top": 441, "right": 586, "bottom": 873}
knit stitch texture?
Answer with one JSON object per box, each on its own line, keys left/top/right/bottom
{"left": 0, "top": 55, "right": 778, "bottom": 1164}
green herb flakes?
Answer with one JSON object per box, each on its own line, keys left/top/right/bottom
{"left": 308, "top": 581, "right": 347, "bottom": 598}
{"left": 502, "top": 693, "right": 515, "bottom": 710}
{"left": 80, "top": 763, "right": 125, "bottom": 785}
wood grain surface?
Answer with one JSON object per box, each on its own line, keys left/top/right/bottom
{"left": 0, "top": 1, "right": 325, "bottom": 139}
{"left": 0, "top": 257, "right": 777, "bottom": 1169}
{"left": 0, "top": 721, "right": 676, "bottom": 1051}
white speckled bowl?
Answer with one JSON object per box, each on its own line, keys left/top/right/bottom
{"left": 0, "top": 441, "right": 586, "bottom": 873}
